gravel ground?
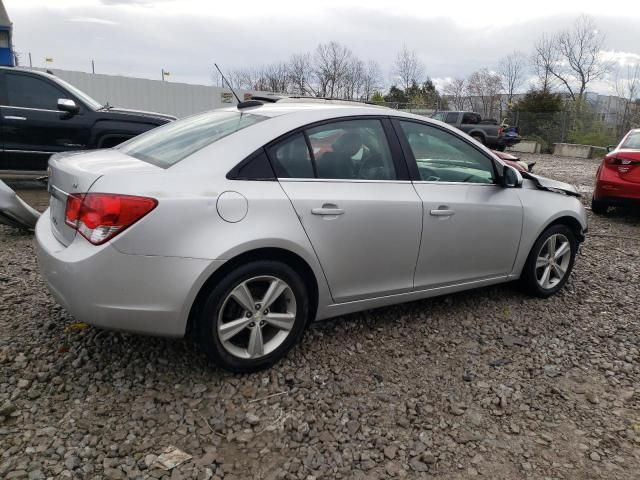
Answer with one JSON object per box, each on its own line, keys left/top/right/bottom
{"left": 1, "top": 155, "right": 639, "bottom": 480}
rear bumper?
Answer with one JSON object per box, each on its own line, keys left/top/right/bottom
{"left": 35, "top": 211, "right": 220, "bottom": 337}
{"left": 594, "top": 179, "right": 640, "bottom": 204}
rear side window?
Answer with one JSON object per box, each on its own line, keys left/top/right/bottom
{"left": 6, "top": 73, "right": 65, "bottom": 110}
{"left": 461, "top": 113, "right": 480, "bottom": 124}
{"left": 445, "top": 112, "right": 458, "bottom": 124}
{"left": 621, "top": 132, "right": 640, "bottom": 149}
{"left": 268, "top": 134, "right": 315, "bottom": 178}
{"left": 307, "top": 119, "right": 396, "bottom": 180}
{"left": 118, "top": 111, "right": 267, "bottom": 168}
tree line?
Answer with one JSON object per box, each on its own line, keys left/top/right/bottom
{"left": 219, "top": 15, "right": 639, "bottom": 128}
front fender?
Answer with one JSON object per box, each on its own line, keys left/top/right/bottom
{"left": 511, "top": 186, "right": 587, "bottom": 277}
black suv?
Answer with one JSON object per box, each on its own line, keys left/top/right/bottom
{"left": 0, "top": 67, "right": 176, "bottom": 171}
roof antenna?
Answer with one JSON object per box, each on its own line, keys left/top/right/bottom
{"left": 214, "top": 63, "right": 241, "bottom": 104}
{"left": 214, "top": 63, "right": 264, "bottom": 110}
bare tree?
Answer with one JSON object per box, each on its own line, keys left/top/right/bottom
{"left": 498, "top": 51, "right": 527, "bottom": 105}
{"left": 261, "top": 62, "right": 290, "bottom": 93}
{"left": 465, "top": 69, "right": 503, "bottom": 118}
{"left": 313, "top": 41, "right": 353, "bottom": 98}
{"left": 532, "top": 34, "right": 557, "bottom": 93}
{"left": 342, "top": 58, "right": 365, "bottom": 99}
{"left": 442, "top": 78, "right": 468, "bottom": 110}
{"left": 534, "top": 16, "right": 610, "bottom": 101}
{"left": 393, "top": 45, "right": 424, "bottom": 92}
{"left": 361, "top": 60, "right": 382, "bottom": 101}
{"left": 288, "top": 53, "right": 314, "bottom": 96}
{"left": 615, "top": 63, "right": 640, "bottom": 135}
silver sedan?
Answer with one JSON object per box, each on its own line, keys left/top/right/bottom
{"left": 35, "top": 99, "right": 587, "bottom": 372}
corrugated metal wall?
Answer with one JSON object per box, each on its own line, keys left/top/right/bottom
{"left": 36, "top": 68, "right": 272, "bottom": 118}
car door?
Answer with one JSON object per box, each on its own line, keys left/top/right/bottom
{"left": 0, "top": 71, "right": 90, "bottom": 171}
{"left": 269, "top": 117, "right": 422, "bottom": 303}
{"left": 393, "top": 119, "right": 523, "bottom": 289}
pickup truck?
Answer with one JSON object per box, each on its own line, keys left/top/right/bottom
{"left": 431, "top": 111, "right": 520, "bottom": 151}
{"left": 0, "top": 67, "right": 175, "bottom": 172}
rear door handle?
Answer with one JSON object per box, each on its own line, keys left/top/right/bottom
{"left": 430, "top": 207, "right": 455, "bottom": 217}
{"left": 312, "top": 205, "right": 344, "bottom": 216}
{"left": 4, "top": 116, "right": 27, "bottom": 121}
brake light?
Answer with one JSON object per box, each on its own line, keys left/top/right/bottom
{"left": 65, "top": 193, "right": 157, "bottom": 245}
{"left": 498, "top": 127, "right": 504, "bottom": 137}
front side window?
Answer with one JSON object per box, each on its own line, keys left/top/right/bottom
{"left": 306, "top": 119, "right": 396, "bottom": 180}
{"left": 399, "top": 121, "right": 495, "bottom": 184}
{"left": 6, "top": 74, "right": 64, "bottom": 110}
{"left": 118, "top": 111, "right": 267, "bottom": 168}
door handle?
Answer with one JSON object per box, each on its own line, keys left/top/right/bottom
{"left": 311, "top": 205, "right": 344, "bottom": 216}
{"left": 4, "top": 116, "right": 27, "bottom": 121}
{"left": 430, "top": 207, "right": 455, "bottom": 216}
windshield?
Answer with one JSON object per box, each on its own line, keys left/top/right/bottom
{"left": 118, "top": 110, "right": 267, "bottom": 168}
{"left": 53, "top": 77, "right": 103, "bottom": 110}
{"left": 621, "top": 132, "right": 640, "bottom": 150}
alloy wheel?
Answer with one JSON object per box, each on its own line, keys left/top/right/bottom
{"left": 535, "top": 233, "right": 572, "bottom": 290}
{"left": 217, "top": 276, "right": 297, "bottom": 359}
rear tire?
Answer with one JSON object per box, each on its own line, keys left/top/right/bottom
{"left": 196, "top": 260, "right": 309, "bottom": 373}
{"left": 591, "top": 198, "right": 609, "bottom": 215}
{"left": 471, "top": 134, "right": 485, "bottom": 145}
{"left": 520, "top": 224, "right": 577, "bottom": 298}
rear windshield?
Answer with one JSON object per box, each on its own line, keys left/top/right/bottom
{"left": 118, "top": 111, "right": 267, "bottom": 167}
{"left": 621, "top": 132, "right": 640, "bottom": 150}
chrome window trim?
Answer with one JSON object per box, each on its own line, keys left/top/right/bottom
{"left": 412, "top": 181, "right": 499, "bottom": 187}
{"left": 278, "top": 178, "right": 412, "bottom": 184}
{"left": 0, "top": 105, "right": 63, "bottom": 114}
{"left": 4, "top": 149, "right": 52, "bottom": 155}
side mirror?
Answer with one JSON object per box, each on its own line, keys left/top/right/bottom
{"left": 502, "top": 165, "right": 523, "bottom": 188}
{"left": 58, "top": 98, "right": 79, "bottom": 115}
{"left": 606, "top": 145, "right": 616, "bottom": 153}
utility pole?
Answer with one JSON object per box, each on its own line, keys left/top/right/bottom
{"left": 28, "top": 52, "right": 32, "bottom": 68}
{"left": 161, "top": 69, "right": 170, "bottom": 81}
{"left": 91, "top": 59, "right": 95, "bottom": 74}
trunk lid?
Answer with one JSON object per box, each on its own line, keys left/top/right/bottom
{"left": 611, "top": 149, "right": 640, "bottom": 184}
{"left": 47, "top": 149, "right": 160, "bottom": 246}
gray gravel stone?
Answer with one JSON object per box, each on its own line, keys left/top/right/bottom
{"left": 2, "top": 155, "right": 640, "bottom": 479}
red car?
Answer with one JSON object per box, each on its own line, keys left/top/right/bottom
{"left": 592, "top": 129, "right": 640, "bottom": 214}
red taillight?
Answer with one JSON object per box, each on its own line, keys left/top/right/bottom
{"left": 65, "top": 193, "right": 157, "bottom": 245}
{"left": 605, "top": 156, "right": 639, "bottom": 174}
{"left": 498, "top": 127, "right": 504, "bottom": 137}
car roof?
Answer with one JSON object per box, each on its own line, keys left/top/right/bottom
{"left": 215, "top": 101, "right": 426, "bottom": 121}
{"left": 0, "top": 66, "right": 55, "bottom": 78}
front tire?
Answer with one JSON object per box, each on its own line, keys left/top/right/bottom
{"left": 520, "top": 225, "right": 577, "bottom": 298}
{"left": 196, "top": 260, "right": 309, "bottom": 373}
{"left": 591, "top": 197, "right": 609, "bottom": 215}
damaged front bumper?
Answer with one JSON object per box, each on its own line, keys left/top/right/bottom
{"left": 0, "top": 179, "right": 42, "bottom": 230}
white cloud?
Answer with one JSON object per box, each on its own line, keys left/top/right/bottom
{"left": 68, "top": 17, "right": 118, "bottom": 25}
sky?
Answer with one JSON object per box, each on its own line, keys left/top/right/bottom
{"left": 6, "top": 0, "right": 640, "bottom": 95}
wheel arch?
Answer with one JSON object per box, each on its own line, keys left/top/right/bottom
{"left": 545, "top": 214, "right": 586, "bottom": 243}
{"left": 185, "top": 247, "right": 320, "bottom": 337}
{"left": 468, "top": 129, "right": 487, "bottom": 142}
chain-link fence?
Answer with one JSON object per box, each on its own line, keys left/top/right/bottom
{"left": 507, "top": 109, "right": 629, "bottom": 153}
